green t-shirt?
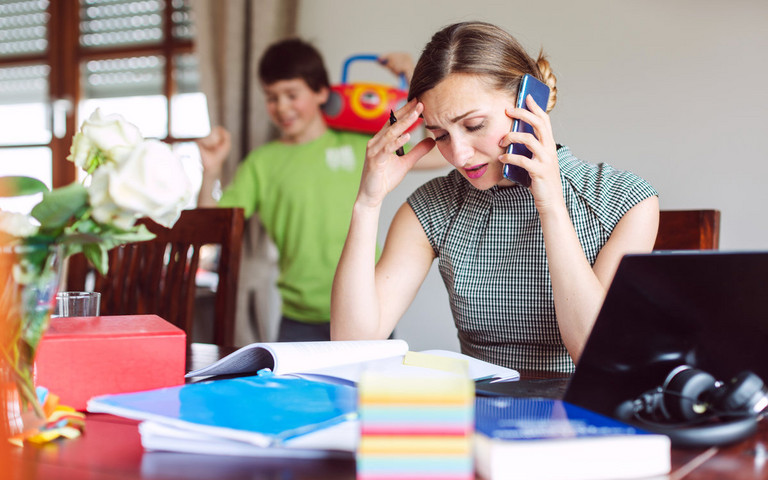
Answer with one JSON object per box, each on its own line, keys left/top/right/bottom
{"left": 219, "top": 129, "right": 369, "bottom": 323}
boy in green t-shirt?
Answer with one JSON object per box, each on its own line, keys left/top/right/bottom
{"left": 197, "top": 38, "right": 443, "bottom": 342}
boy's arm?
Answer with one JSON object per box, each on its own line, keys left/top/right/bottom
{"left": 377, "top": 52, "right": 414, "bottom": 83}
{"left": 196, "top": 126, "right": 232, "bottom": 207}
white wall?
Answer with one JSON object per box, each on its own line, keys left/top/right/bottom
{"left": 297, "top": 0, "right": 768, "bottom": 351}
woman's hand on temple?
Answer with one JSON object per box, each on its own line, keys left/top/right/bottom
{"left": 357, "top": 99, "right": 435, "bottom": 208}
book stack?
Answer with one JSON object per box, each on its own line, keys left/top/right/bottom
{"left": 356, "top": 357, "right": 475, "bottom": 480}
{"left": 474, "top": 397, "right": 671, "bottom": 480}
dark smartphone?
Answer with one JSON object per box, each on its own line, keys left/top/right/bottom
{"left": 502, "top": 74, "right": 550, "bottom": 187}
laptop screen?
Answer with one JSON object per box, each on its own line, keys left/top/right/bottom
{"left": 563, "top": 251, "right": 768, "bottom": 420}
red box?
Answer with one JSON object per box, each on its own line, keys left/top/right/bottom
{"left": 35, "top": 314, "right": 186, "bottom": 411}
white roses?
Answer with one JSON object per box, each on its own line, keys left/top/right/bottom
{"left": 0, "top": 108, "right": 195, "bottom": 276}
{"left": 68, "top": 108, "right": 144, "bottom": 173}
{"left": 68, "top": 109, "right": 193, "bottom": 229}
{"left": 0, "top": 211, "right": 38, "bottom": 238}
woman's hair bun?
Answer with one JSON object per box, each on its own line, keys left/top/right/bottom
{"left": 536, "top": 50, "right": 557, "bottom": 112}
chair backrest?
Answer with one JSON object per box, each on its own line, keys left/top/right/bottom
{"left": 654, "top": 209, "right": 721, "bottom": 250}
{"left": 66, "top": 207, "right": 244, "bottom": 347}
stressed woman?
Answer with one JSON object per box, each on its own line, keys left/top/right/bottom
{"left": 331, "top": 21, "right": 659, "bottom": 373}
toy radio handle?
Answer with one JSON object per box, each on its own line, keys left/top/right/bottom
{"left": 323, "top": 54, "right": 418, "bottom": 134}
{"left": 340, "top": 54, "right": 408, "bottom": 90}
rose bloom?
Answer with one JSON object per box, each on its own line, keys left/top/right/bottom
{"left": 89, "top": 139, "right": 193, "bottom": 229}
{"left": 0, "top": 211, "right": 39, "bottom": 238}
{"left": 68, "top": 108, "right": 143, "bottom": 171}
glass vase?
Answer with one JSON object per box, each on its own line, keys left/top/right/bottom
{"left": 1, "top": 244, "right": 62, "bottom": 441}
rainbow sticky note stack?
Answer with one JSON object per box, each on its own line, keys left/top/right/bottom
{"left": 356, "top": 353, "right": 475, "bottom": 480}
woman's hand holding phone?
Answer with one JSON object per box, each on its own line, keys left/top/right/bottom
{"left": 501, "top": 94, "right": 563, "bottom": 211}
{"left": 502, "top": 74, "right": 550, "bottom": 187}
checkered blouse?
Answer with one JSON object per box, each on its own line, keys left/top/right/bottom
{"left": 407, "top": 146, "right": 658, "bottom": 373}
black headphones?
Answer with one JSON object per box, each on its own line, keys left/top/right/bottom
{"left": 616, "top": 365, "right": 768, "bottom": 448}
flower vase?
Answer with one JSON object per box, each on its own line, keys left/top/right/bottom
{"left": 1, "top": 244, "right": 62, "bottom": 441}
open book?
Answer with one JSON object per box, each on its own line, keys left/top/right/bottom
{"left": 185, "top": 339, "right": 519, "bottom": 384}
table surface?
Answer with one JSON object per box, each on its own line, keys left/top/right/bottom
{"left": 7, "top": 343, "right": 768, "bottom": 480}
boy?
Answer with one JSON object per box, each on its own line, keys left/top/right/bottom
{"left": 197, "top": 38, "right": 442, "bottom": 341}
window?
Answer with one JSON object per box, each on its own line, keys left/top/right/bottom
{"left": 0, "top": 0, "right": 207, "bottom": 213}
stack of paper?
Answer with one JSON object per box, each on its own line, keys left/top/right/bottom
{"left": 356, "top": 353, "right": 475, "bottom": 480}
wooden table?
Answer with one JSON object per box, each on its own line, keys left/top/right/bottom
{"left": 7, "top": 344, "right": 768, "bottom": 479}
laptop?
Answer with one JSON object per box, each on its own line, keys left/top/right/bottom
{"left": 563, "top": 250, "right": 768, "bottom": 419}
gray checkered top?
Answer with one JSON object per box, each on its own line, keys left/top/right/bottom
{"left": 407, "top": 146, "right": 658, "bottom": 373}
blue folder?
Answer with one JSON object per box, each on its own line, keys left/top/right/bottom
{"left": 87, "top": 370, "right": 357, "bottom": 447}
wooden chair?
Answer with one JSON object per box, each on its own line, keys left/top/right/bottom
{"left": 654, "top": 209, "right": 721, "bottom": 250}
{"left": 66, "top": 207, "right": 245, "bottom": 347}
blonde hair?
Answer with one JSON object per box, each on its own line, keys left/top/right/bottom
{"left": 409, "top": 22, "right": 558, "bottom": 112}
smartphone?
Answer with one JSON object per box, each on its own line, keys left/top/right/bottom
{"left": 502, "top": 74, "right": 550, "bottom": 187}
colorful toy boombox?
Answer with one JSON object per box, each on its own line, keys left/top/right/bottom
{"left": 322, "top": 54, "right": 420, "bottom": 134}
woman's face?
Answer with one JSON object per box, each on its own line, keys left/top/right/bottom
{"left": 420, "top": 73, "right": 516, "bottom": 189}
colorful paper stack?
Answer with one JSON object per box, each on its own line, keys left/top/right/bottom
{"left": 356, "top": 352, "right": 475, "bottom": 480}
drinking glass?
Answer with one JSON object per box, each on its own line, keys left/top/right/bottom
{"left": 54, "top": 291, "right": 101, "bottom": 317}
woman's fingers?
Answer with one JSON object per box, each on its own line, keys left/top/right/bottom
{"left": 358, "top": 99, "right": 430, "bottom": 207}
{"left": 498, "top": 98, "right": 560, "bottom": 182}
{"left": 401, "top": 136, "right": 436, "bottom": 171}
{"left": 501, "top": 97, "right": 555, "bottom": 157}
{"left": 524, "top": 95, "right": 555, "bottom": 150}
{"left": 370, "top": 99, "right": 422, "bottom": 158}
